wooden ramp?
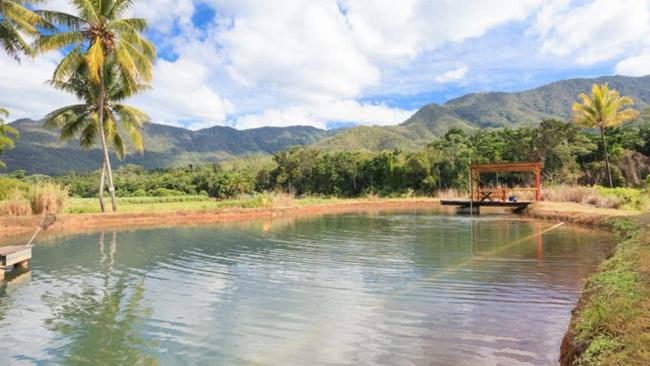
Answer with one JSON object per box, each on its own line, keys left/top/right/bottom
{"left": 0, "top": 245, "right": 32, "bottom": 281}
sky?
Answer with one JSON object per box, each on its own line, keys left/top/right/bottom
{"left": 1, "top": 0, "right": 650, "bottom": 131}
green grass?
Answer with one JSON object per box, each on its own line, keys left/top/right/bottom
{"left": 567, "top": 217, "right": 650, "bottom": 366}
{"left": 63, "top": 194, "right": 436, "bottom": 214}
{"left": 66, "top": 195, "right": 266, "bottom": 214}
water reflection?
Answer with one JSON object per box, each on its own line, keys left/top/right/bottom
{"left": 43, "top": 231, "right": 158, "bottom": 365}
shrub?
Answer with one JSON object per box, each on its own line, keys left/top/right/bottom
{"left": 595, "top": 187, "right": 649, "bottom": 211}
{"left": 270, "top": 192, "right": 295, "bottom": 207}
{"left": 0, "top": 190, "right": 31, "bottom": 216}
{"left": 29, "top": 182, "right": 69, "bottom": 214}
{"left": 542, "top": 185, "right": 627, "bottom": 209}
{"left": 0, "top": 177, "right": 29, "bottom": 200}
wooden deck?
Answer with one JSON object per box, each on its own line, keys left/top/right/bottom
{"left": 441, "top": 199, "right": 532, "bottom": 208}
{"left": 441, "top": 199, "right": 531, "bottom": 214}
{"left": 0, "top": 245, "right": 32, "bottom": 280}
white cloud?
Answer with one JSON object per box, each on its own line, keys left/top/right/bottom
{"left": 131, "top": 58, "right": 230, "bottom": 127}
{"left": 234, "top": 101, "right": 414, "bottom": 130}
{"left": 435, "top": 65, "right": 469, "bottom": 83}
{"left": 615, "top": 53, "right": 650, "bottom": 76}
{"left": 535, "top": 0, "right": 650, "bottom": 64}
{"left": 0, "top": 52, "right": 75, "bottom": 120}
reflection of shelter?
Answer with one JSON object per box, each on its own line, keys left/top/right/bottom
{"left": 470, "top": 162, "right": 543, "bottom": 202}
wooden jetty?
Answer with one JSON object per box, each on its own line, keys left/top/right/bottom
{"left": 442, "top": 162, "right": 543, "bottom": 214}
{"left": 441, "top": 199, "right": 532, "bottom": 214}
{"left": 0, "top": 245, "right": 32, "bottom": 281}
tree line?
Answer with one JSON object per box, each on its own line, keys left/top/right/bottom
{"left": 1, "top": 117, "right": 645, "bottom": 201}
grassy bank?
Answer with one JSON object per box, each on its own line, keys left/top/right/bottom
{"left": 62, "top": 194, "right": 409, "bottom": 214}
{"left": 560, "top": 216, "right": 650, "bottom": 366}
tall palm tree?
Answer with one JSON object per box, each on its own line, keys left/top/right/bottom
{"left": 36, "top": 0, "right": 156, "bottom": 211}
{"left": 0, "top": 107, "right": 18, "bottom": 168}
{"left": 45, "top": 61, "right": 149, "bottom": 212}
{"left": 572, "top": 83, "right": 640, "bottom": 188}
{"left": 0, "top": 0, "right": 44, "bottom": 60}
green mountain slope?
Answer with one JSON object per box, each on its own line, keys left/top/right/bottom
{"left": 2, "top": 119, "right": 328, "bottom": 174}
{"left": 314, "top": 75, "right": 650, "bottom": 152}
{"left": 3, "top": 75, "right": 649, "bottom": 174}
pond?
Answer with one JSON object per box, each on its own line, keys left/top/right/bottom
{"left": 0, "top": 210, "right": 615, "bottom": 365}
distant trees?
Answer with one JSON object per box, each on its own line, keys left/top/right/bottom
{"left": 572, "top": 83, "right": 640, "bottom": 188}
{"left": 0, "top": 108, "right": 18, "bottom": 168}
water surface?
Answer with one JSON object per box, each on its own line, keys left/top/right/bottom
{"left": 0, "top": 210, "right": 615, "bottom": 365}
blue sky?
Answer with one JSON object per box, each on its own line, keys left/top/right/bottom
{"left": 1, "top": 0, "right": 649, "bottom": 130}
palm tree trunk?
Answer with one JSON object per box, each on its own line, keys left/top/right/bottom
{"left": 98, "top": 162, "right": 106, "bottom": 213}
{"left": 600, "top": 127, "right": 614, "bottom": 188}
{"left": 97, "top": 68, "right": 118, "bottom": 212}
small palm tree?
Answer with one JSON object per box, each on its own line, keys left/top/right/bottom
{"left": 0, "top": 0, "right": 45, "bottom": 60}
{"left": 36, "top": 0, "right": 155, "bottom": 212}
{"left": 0, "top": 107, "right": 19, "bottom": 168}
{"left": 45, "top": 62, "right": 149, "bottom": 212}
{"left": 572, "top": 83, "right": 640, "bottom": 188}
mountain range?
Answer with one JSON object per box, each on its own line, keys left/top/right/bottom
{"left": 3, "top": 74, "right": 650, "bottom": 175}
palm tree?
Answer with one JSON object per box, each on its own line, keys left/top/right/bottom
{"left": 0, "top": 0, "right": 44, "bottom": 60}
{"left": 0, "top": 107, "right": 18, "bottom": 168}
{"left": 36, "top": 0, "right": 156, "bottom": 211}
{"left": 45, "top": 61, "right": 149, "bottom": 212}
{"left": 572, "top": 83, "right": 640, "bottom": 188}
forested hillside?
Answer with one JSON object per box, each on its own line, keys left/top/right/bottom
{"left": 4, "top": 75, "right": 650, "bottom": 174}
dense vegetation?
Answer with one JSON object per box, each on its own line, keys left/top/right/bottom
{"left": 2, "top": 119, "right": 649, "bottom": 203}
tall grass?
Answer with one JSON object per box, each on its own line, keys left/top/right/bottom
{"left": 542, "top": 185, "right": 649, "bottom": 211}
{"left": 0, "top": 189, "right": 31, "bottom": 216}
{"left": 29, "top": 182, "right": 69, "bottom": 214}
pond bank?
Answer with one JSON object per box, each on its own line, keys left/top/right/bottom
{"left": 1, "top": 198, "right": 440, "bottom": 240}
{"left": 527, "top": 203, "right": 650, "bottom": 366}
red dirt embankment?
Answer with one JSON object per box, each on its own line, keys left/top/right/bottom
{"left": 0, "top": 199, "right": 441, "bottom": 241}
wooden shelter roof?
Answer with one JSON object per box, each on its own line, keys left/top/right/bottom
{"left": 469, "top": 162, "right": 543, "bottom": 174}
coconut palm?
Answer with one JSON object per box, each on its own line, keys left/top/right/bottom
{"left": 0, "top": 107, "right": 18, "bottom": 168}
{"left": 44, "top": 61, "right": 149, "bottom": 212}
{"left": 0, "top": 0, "right": 44, "bottom": 60}
{"left": 572, "top": 83, "right": 640, "bottom": 188}
{"left": 36, "top": 0, "right": 156, "bottom": 211}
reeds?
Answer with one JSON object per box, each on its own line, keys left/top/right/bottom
{"left": 28, "top": 182, "right": 69, "bottom": 215}
{"left": 0, "top": 189, "right": 31, "bottom": 216}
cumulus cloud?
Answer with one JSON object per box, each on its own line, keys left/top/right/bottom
{"left": 435, "top": 65, "right": 469, "bottom": 83}
{"left": 233, "top": 100, "right": 415, "bottom": 130}
{"left": 0, "top": 52, "right": 75, "bottom": 120}
{"left": 534, "top": 0, "right": 650, "bottom": 64}
{"left": 615, "top": 53, "right": 650, "bottom": 76}
{"left": 131, "top": 58, "right": 231, "bottom": 127}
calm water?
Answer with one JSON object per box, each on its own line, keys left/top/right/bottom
{"left": 0, "top": 210, "right": 615, "bottom": 366}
